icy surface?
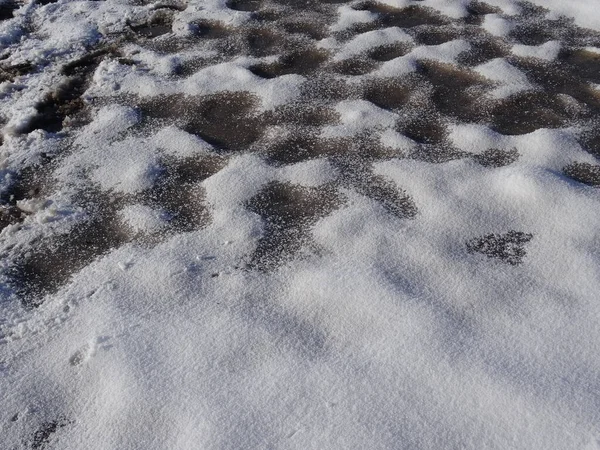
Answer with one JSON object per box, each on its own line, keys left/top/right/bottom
{"left": 2, "top": 0, "right": 600, "bottom": 449}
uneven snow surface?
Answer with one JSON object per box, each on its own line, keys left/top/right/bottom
{"left": 1, "top": 0, "right": 600, "bottom": 448}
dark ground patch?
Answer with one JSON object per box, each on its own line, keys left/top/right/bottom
{"left": 245, "top": 182, "right": 343, "bottom": 270}
{"left": 29, "top": 417, "right": 71, "bottom": 450}
{"left": 467, "top": 230, "right": 533, "bottom": 265}
{"left": 140, "top": 154, "right": 224, "bottom": 232}
{"left": 129, "top": 11, "right": 173, "bottom": 38}
{"left": 0, "top": 159, "right": 53, "bottom": 232}
{"left": 344, "top": 169, "right": 417, "bottom": 219}
{"left": 0, "top": 61, "right": 34, "bottom": 83}
{"left": 10, "top": 195, "right": 133, "bottom": 307}
{"left": 20, "top": 50, "right": 111, "bottom": 134}
{"left": 367, "top": 42, "right": 412, "bottom": 61}
{"left": 417, "top": 60, "right": 490, "bottom": 122}
{"left": 489, "top": 91, "right": 579, "bottom": 135}
{"left": 0, "top": 0, "right": 20, "bottom": 21}
{"left": 138, "top": 91, "right": 265, "bottom": 152}
{"left": 474, "top": 148, "right": 519, "bottom": 167}
{"left": 248, "top": 47, "right": 330, "bottom": 78}
{"left": 362, "top": 77, "right": 414, "bottom": 111}
{"left": 563, "top": 162, "right": 600, "bottom": 187}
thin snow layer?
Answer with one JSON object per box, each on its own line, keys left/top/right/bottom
{"left": 474, "top": 58, "right": 533, "bottom": 99}
{"left": 2, "top": 0, "right": 600, "bottom": 448}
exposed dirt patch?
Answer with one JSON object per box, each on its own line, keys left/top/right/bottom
{"left": 489, "top": 91, "right": 577, "bottom": 135}
{"left": 244, "top": 27, "right": 287, "bottom": 57}
{"left": 29, "top": 418, "right": 71, "bottom": 450}
{"left": 330, "top": 56, "right": 378, "bottom": 76}
{"left": 417, "top": 60, "right": 490, "bottom": 122}
{"left": 457, "top": 37, "right": 509, "bottom": 66}
{"left": 413, "top": 26, "right": 460, "bottom": 45}
{"left": 356, "top": 3, "right": 450, "bottom": 29}
{"left": 0, "top": 0, "right": 20, "bottom": 21}
{"left": 139, "top": 91, "right": 265, "bottom": 152}
{"left": 260, "top": 130, "right": 346, "bottom": 165}
{"left": 0, "top": 158, "right": 54, "bottom": 232}
{"left": 11, "top": 194, "right": 132, "bottom": 307}
{"left": 227, "top": 0, "right": 261, "bottom": 12}
{"left": 510, "top": 57, "right": 600, "bottom": 112}
{"left": 367, "top": 42, "right": 412, "bottom": 61}
{"left": 191, "top": 20, "right": 232, "bottom": 40}
{"left": 578, "top": 127, "right": 600, "bottom": 158}
{"left": 564, "top": 162, "right": 600, "bottom": 187}
{"left": 20, "top": 51, "right": 111, "bottom": 134}
{"left": 264, "top": 102, "right": 340, "bottom": 127}
{"left": 346, "top": 169, "right": 417, "bottom": 218}
{"left": 248, "top": 47, "right": 330, "bottom": 78}
{"left": 246, "top": 182, "right": 343, "bottom": 270}
{"left": 559, "top": 49, "right": 600, "bottom": 84}
{"left": 474, "top": 148, "right": 519, "bottom": 167}
{"left": 0, "top": 61, "right": 34, "bottom": 82}
{"left": 141, "top": 154, "right": 225, "bottom": 231}
{"left": 281, "top": 20, "right": 326, "bottom": 40}
{"left": 362, "top": 77, "right": 413, "bottom": 111}
{"left": 129, "top": 12, "right": 173, "bottom": 38}
{"left": 399, "top": 115, "right": 448, "bottom": 145}
{"left": 467, "top": 230, "right": 533, "bottom": 265}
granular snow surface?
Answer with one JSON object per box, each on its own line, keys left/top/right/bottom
{"left": 1, "top": 0, "right": 600, "bottom": 448}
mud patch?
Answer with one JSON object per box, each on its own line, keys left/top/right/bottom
{"left": 457, "top": 37, "right": 509, "bottom": 66}
{"left": 21, "top": 51, "right": 108, "bottom": 133}
{"left": 559, "top": 49, "right": 600, "bottom": 84}
{"left": 417, "top": 60, "right": 489, "bottom": 121}
{"left": 330, "top": 57, "right": 378, "bottom": 76}
{"left": 0, "top": 162, "right": 52, "bottom": 231}
{"left": 281, "top": 20, "right": 326, "bottom": 40}
{"left": 465, "top": 1, "right": 501, "bottom": 22}
{"left": 141, "top": 154, "right": 224, "bottom": 231}
{"left": 261, "top": 131, "right": 346, "bottom": 165}
{"left": 265, "top": 102, "right": 340, "bottom": 127}
{"left": 361, "top": 3, "right": 451, "bottom": 29}
{"left": 23, "top": 79, "right": 88, "bottom": 133}
{"left": 29, "top": 417, "right": 70, "bottom": 450}
{"left": 578, "top": 127, "right": 600, "bottom": 158}
{"left": 367, "top": 42, "right": 412, "bottom": 61}
{"left": 399, "top": 115, "right": 447, "bottom": 145}
{"left": 10, "top": 193, "right": 131, "bottom": 307}
{"left": 510, "top": 57, "right": 600, "bottom": 111}
{"left": 249, "top": 47, "right": 330, "bottom": 78}
{"left": 0, "top": 0, "right": 20, "bottom": 21}
{"left": 362, "top": 77, "right": 413, "bottom": 111}
{"left": 413, "top": 26, "right": 460, "bottom": 45}
{"left": 129, "top": 13, "right": 173, "bottom": 38}
{"left": 300, "top": 75, "right": 352, "bottom": 101}
{"left": 489, "top": 91, "right": 576, "bottom": 135}
{"left": 0, "top": 61, "right": 34, "bottom": 82}
{"left": 563, "top": 162, "right": 600, "bottom": 187}
{"left": 474, "top": 148, "right": 519, "bottom": 167}
{"left": 466, "top": 230, "right": 533, "bottom": 265}
{"left": 246, "top": 182, "right": 342, "bottom": 270}
{"left": 244, "top": 27, "right": 286, "bottom": 57}
{"left": 139, "top": 91, "right": 265, "bottom": 152}
{"left": 227, "top": 0, "right": 261, "bottom": 12}
{"left": 192, "top": 20, "right": 231, "bottom": 40}
{"left": 349, "top": 170, "right": 417, "bottom": 218}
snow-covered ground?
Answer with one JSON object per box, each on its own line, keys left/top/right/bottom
{"left": 1, "top": 0, "right": 600, "bottom": 448}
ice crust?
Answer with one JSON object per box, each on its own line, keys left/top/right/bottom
{"left": 1, "top": 0, "right": 600, "bottom": 449}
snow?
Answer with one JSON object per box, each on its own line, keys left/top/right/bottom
{"left": 511, "top": 41, "right": 562, "bottom": 61}
{"left": 2, "top": 0, "right": 600, "bottom": 448}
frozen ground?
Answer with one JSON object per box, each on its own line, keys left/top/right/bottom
{"left": 1, "top": 0, "right": 600, "bottom": 448}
